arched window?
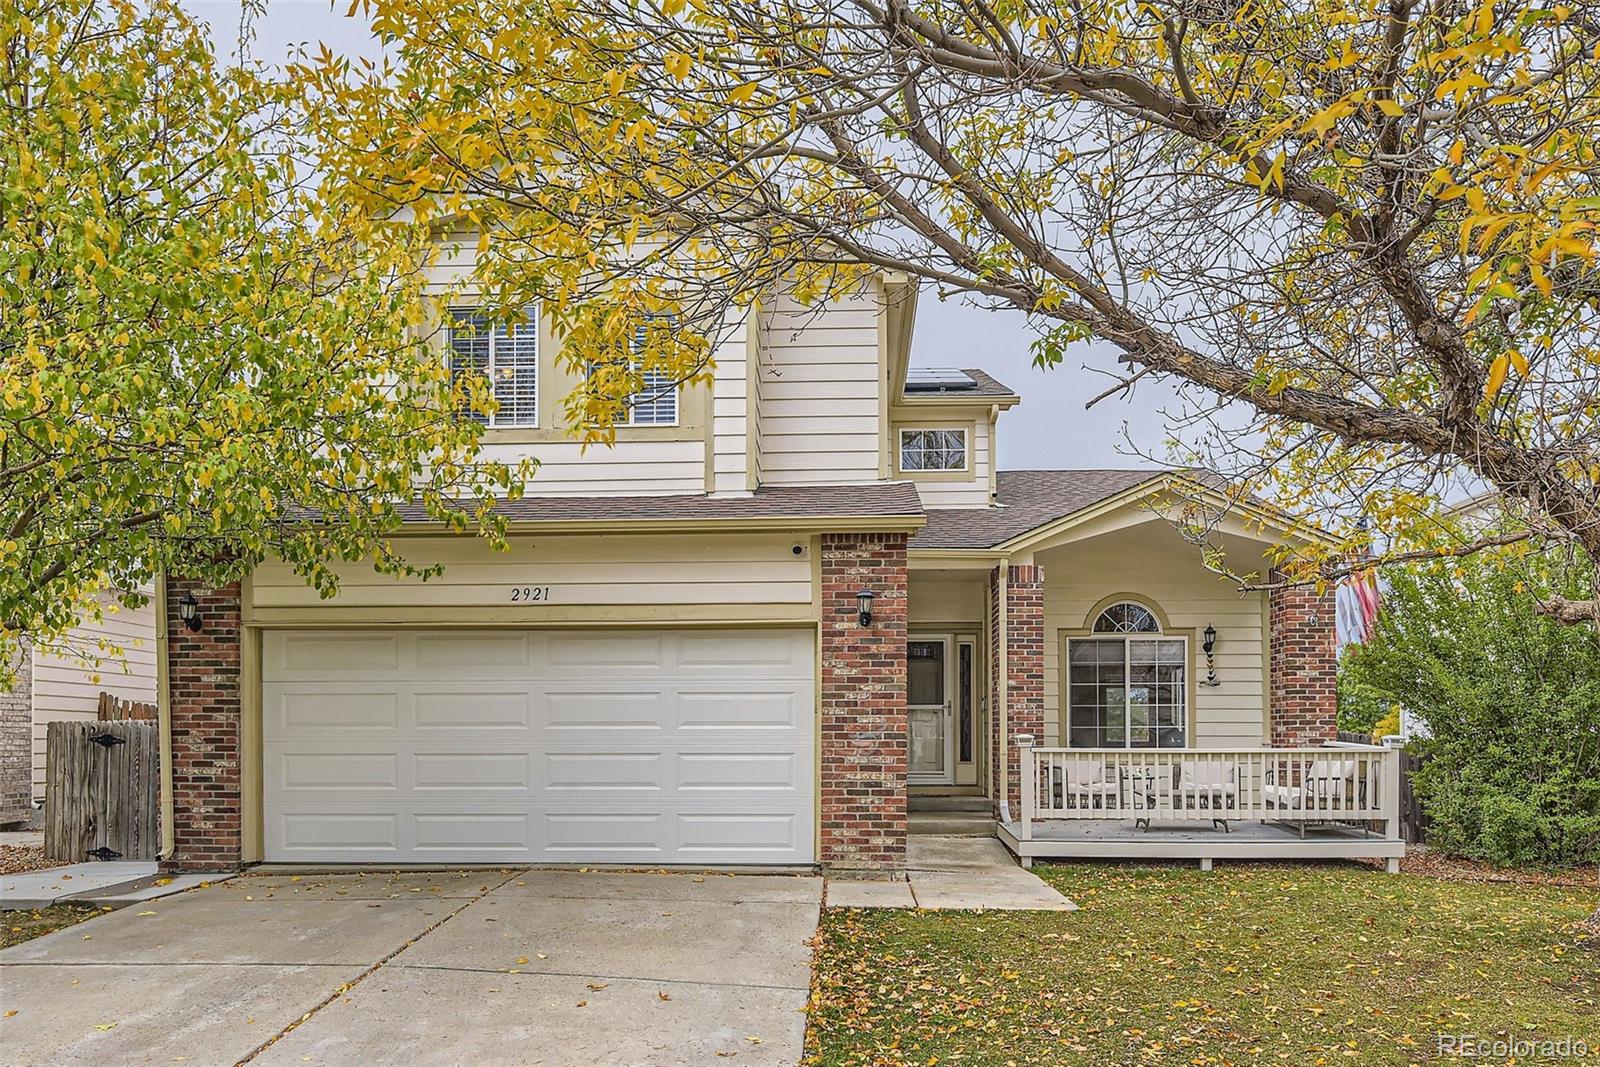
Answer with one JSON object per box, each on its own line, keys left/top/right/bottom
{"left": 1070, "top": 599, "right": 1187, "bottom": 749}
{"left": 1091, "top": 602, "right": 1161, "bottom": 634}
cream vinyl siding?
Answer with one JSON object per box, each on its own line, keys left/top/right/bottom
{"left": 1039, "top": 525, "right": 1269, "bottom": 749}
{"left": 755, "top": 289, "right": 884, "bottom": 485}
{"left": 30, "top": 595, "right": 158, "bottom": 798}
{"left": 474, "top": 439, "right": 707, "bottom": 495}
{"left": 892, "top": 417, "right": 992, "bottom": 508}
{"left": 709, "top": 314, "right": 754, "bottom": 493}
{"left": 247, "top": 534, "right": 814, "bottom": 619}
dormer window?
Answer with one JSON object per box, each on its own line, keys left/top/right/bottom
{"left": 447, "top": 307, "right": 538, "bottom": 427}
{"left": 900, "top": 428, "right": 967, "bottom": 472}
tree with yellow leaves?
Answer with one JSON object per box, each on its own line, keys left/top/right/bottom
{"left": 306, "top": 0, "right": 1600, "bottom": 620}
{"left": 0, "top": 0, "right": 525, "bottom": 661}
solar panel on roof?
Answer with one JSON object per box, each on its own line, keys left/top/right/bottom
{"left": 905, "top": 367, "right": 977, "bottom": 392}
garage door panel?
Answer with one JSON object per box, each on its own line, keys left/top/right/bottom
{"left": 413, "top": 813, "right": 531, "bottom": 852}
{"left": 413, "top": 691, "right": 532, "bottom": 730}
{"left": 273, "top": 632, "right": 400, "bottom": 673}
{"left": 412, "top": 753, "right": 531, "bottom": 791}
{"left": 277, "top": 752, "right": 400, "bottom": 791}
{"left": 677, "top": 814, "right": 802, "bottom": 853}
{"left": 543, "top": 631, "right": 667, "bottom": 669}
{"left": 278, "top": 812, "right": 400, "bottom": 853}
{"left": 543, "top": 690, "right": 669, "bottom": 730}
{"left": 414, "top": 632, "right": 530, "bottom": 669}
{"left": 273, "top": 690, "right": 399, "bottom": 731}
{"left": 543, "top": 752, "right": 663, "bottom": 790}
{"left": 263, "top": 628, "right": 815, "bottom": 864}
{"left": 676, "top": 690, "right": 805, "bottom": 730}
{"left": 674, "top": 629, "right": 812, "bottom": 670}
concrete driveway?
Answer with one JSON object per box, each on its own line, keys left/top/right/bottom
{"left": 0, "top": 868, "right": 823, "bottom": 1066}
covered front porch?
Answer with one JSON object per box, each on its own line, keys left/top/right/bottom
{"left": 906, "top": 477, "right": 1376, "bottom": 868}
{"left": 1001, "top": 742, "right": 1405, "bottom": 870}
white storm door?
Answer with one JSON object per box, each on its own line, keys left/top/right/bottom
{"left": 907, "top": 635, "right": 954, "bottom": 784}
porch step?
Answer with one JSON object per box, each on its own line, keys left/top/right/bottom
{"left": 908, "top": 795, "right": 993, "bottom": 814}
{"left": 909, "top": 811, "right": 996, "bottom": 837}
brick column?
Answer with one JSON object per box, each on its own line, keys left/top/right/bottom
{"left": 1269, "top": 578, "right": 1337, "bottom": 746}
{"left": 988, "top": 564, "right": 1044, "bottom": 820}
{"left": 0, "top": 639, "right": 34, "bottom": 826}
{"left": 819, "top": 533, "right": 908, "bottom": 872}
{"left": 163, "top": 578, "right": 243, "bottom": 872}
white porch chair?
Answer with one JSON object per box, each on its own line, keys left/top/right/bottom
{"left": 1263, "top": 758, "right": 1360, "bottom": 836}
{"left": 1177, "top": 760, "right": 1238, "bottom": 831}
{"left": 1050, "top": 757, "right": 1120, "bottom": 811}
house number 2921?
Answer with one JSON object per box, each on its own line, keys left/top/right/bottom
{"left": 509, "top": 586, "right": 551, "bottom": 602}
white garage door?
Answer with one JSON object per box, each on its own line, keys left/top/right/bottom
{"left": 261, "top": 628, "right": 815, "bottom": 865}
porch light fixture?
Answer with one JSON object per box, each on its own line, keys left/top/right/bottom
{"left": 856, "top": 588, "right": 875, "bottom": 627}
{"left": 1201, "top": 624, "right": 1218, "bottom": 686}
{"left": 178, "top": 592, "right": 202, "bottom": 633}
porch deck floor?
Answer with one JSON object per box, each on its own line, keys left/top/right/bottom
{"left": 998, "top": 818, "right": 1405, "bottom": 864}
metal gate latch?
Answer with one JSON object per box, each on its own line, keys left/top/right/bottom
{"left": 88, "top": 733, "right": 127, "bottom": 748}
{"left": 86, "top": 846, "right": 124, "bottom": 861}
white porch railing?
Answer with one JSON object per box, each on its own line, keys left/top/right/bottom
{"left": 1015, "top": 740, "right": 1402, "bottom": 842}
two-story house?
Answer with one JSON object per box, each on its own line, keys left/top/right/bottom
{"left": 157, "top": 266, "right": 1405, "bottom": 876}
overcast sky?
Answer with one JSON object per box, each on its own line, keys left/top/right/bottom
{"left": 184, "top": 0, "right": 1188, "bottom": 471}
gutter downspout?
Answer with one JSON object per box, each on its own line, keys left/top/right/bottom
{"left": 154, "top": 574, "right": 174, "bottom": 861}
{"left": 996, "top": 559, "right": 1009, "bottom": 819}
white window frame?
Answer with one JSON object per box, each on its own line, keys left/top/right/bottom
{"left": 446, "top": 306, "right": 539, "bottom": 428}
{"left": 899, "top": 427, "right": 968, "bottom": 472}
{"left": 1066, "top": 601, "right": 1188, "bottom": 750}
{"left": 587, "top": 319, "right": 680, "bottom": 427}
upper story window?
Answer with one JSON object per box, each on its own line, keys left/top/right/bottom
{"left": 588, "top": 318, "right": 679, "bottom": 426}
{"left": 447, "top": 307, "right": 538, "bottom": 428}
{"left": 900, "top": 428, "right": 967, "bottom": 472}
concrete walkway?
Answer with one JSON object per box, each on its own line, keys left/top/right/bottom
{"left": 827, "top": 836, "right": 1076, "bottom": 911}
{"left": 0, "top": 861, "right": 222, "bottom": 909}
{"left": 0, "top": 867, "right": 823, "bottom": 1067}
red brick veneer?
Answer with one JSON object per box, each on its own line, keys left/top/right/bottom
{"left": 162, "top": 578, "right": 243, "bottom": 872}
{"left": 1269, "top": 578, "right": 1338, "bottom": 746}
{"left": 989, "top": 564, "right": 1044, "bottom": 819}
{"left": 819, "top": 533, "right": 908, "bottom": 871}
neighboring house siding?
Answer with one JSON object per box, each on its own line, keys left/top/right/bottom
{"left": 29, "top": 595, "right": 159, "bottom": 800}
{"left": 1041, "top": 532, "right": 1268, "bottom": 749}
{"left": 756, "top": 289, "right": 884, "bottom": 485}
{"left": 247, "top": 534, "right": 815, "bottom": 618}
{"left": 1, "top": 641, "right": 31, "bottom": 822}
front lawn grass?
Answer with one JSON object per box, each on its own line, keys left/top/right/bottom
{"left": 806, "top": 863, "right": 1599, "bottom": 1066}
{"left": 2, "top": 904, "right": 108, "bottom": 950}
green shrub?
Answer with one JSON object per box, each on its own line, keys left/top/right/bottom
{"left": 1340, "top": 549, "right": 1600, "bottom": 867}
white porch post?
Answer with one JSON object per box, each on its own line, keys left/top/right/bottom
{"left": 1015, "top": 733, "right": 1035, "bottom": 841}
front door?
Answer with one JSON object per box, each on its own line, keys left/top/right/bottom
{"left": 907, "top": 635, "right": 954, "bottom": 784}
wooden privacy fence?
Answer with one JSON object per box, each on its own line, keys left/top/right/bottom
{"left": 44, "top": 721, "right": 160, "bottom": 862}
{"left": 1337, "top": 731, "right": 1431, "bottom": 844}
{"left": 98, "top": 691, "right": 157, "bottom": 721}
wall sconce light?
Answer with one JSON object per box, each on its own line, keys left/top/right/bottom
{"left": 178, "top": 591, "right": 203, "bottom": 633}
{"left": 856, "top": 588, "right": 875, "bottom": 628}
{"left": 1202, "top": 624, "right": 1219, "bottom": 686}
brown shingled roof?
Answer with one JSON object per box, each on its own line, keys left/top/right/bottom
{"left": 910, "top": 469, "right": 1166, "bottom": 549}
{"left": 397, "top": 481, "right": 926, "bottom": 525}
{"left": 900, "top": 368, "right": 1017, "bottom": 401}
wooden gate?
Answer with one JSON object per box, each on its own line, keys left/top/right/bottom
{"left": 44, "top": 721, "right": 160, "bottom": 862}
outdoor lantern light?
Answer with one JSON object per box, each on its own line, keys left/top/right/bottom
{"left": 1202, "top": 624, "right": 1219, "bottom": 686}
{"left": 178, "top": 591, "right": 202, "bottom": 633}
{"left": 856, "top": 588, "right": 875, "bottom": 627}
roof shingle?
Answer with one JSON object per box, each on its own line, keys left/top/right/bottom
{"left": 397, "top": 481, "right": 926, "bottom": 525}
{"left": 910, "top": 469, "right": 1165, "bottom": 549}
